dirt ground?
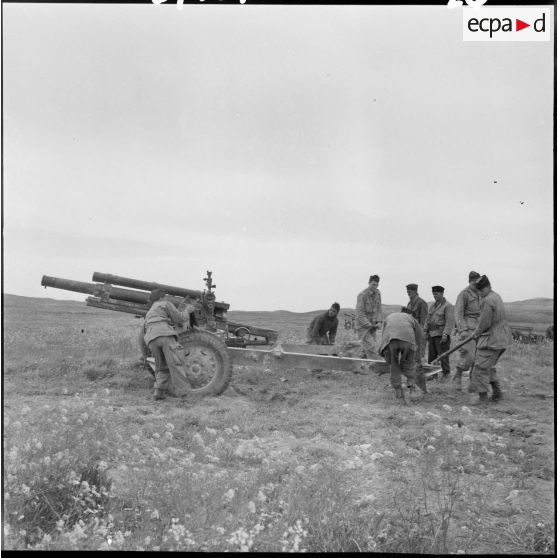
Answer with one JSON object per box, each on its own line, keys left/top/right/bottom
{"left": 2, "top": 296, "right": 556, "bottom": 553}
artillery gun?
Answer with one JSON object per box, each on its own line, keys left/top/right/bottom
{"left": 41, "top": 271, "right": 443, "bottom": 399}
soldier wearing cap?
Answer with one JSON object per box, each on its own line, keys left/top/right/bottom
{"left": 406, "top": 284, "right": 428, "bottom": 327}
{"left": 470, "top": 275, "right": 511, "bottom": 405}
{"left": 355, "top": 274, "right": 383, "bottom": 359}
{"left": 144, "top": 289, "right": 196, "bottom": 400}
{"left": 406, "top": 283, "right": 428, "bottom": 364}
{"left": 453, "top": 271, "right": 482, "bottom": 391}
{"left": 424, "top": 285, "right": 455, "bottom": 380}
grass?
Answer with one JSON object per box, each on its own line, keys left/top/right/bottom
{"left": 2, "top": 297, "right": 555, "bottom": 552}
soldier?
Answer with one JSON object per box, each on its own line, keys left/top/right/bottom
{"left": 406, "top": 283, "right": 428, "bottom": 364}
{"left": 470, "top": 275, "right": 512, "bottom": 405}
{"left": 144, "top": 289, "right": 195, "bottom": 401}
{"left": 355, "top": 275, "right": 383, "bottom": 359}
{"left": 424, "top": 285, "right": 455, "bottom": 381}
{"left": 379, "top": 307, "right": 425, "bottom": 401}
{"left": 306, "top": 303, "right": 340, "bottom": 345}
{"left": 453, "top": 271, "right": 481, "bottom": 391}
{"left": 406, "top": 284, "right": 428, "bottom": 327}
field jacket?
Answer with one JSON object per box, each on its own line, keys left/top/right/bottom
{"left": 379, "top": 312, "right": 424, "bottom": 354}
{"left": 355, "top": 287, "right": 382, "bottom": 334}
{"left": 307, "top": 312, "right": 338, "bottom": 344}
{"left": 144, "top": 300, "right": 192, "bottom": 346}
{"left": 454, "top": 286, "right": 481, "bottom": 332}
{"left": 425, "top": 298, "right": 455, "bottom": 338}
{"left": 473, "top": 290, "right": 512, "bottom": 350}
{"left": 407, "top": 295, "right": 428, "bottom": 327}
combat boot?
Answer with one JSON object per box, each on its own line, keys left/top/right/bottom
{"left": 452, "top": 368, "right": 464, "bottom": 391}
{"left": 407, "top": 385, "right": 423, "bottom": 402}
{"left": 394, "top": 387, "right": 405, "bottom": 400}
{"left": 490, "top": 381, "right": 503, "bottom": 402}
{"left": 153, "top": 388, "right": 166, "bottom": 400}
{"left": 470, "top": 392, "right": 488, "bottom": 406}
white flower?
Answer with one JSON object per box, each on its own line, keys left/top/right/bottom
{"left": 460, "top": 406, "right": 473, "bottom": 415}
{"left": 247, "top": 501, "right": 256, "bottom": 513}
{"left": 383, "top": 450, "right": 394, "bottom": 457}
{"left": 165, "top": 423, "right": 175, "bottom": 432}
{"left": 192, "top": 433, "right": 204, "bottom": 446}
{"left": 442, "top": 404, "right": 452, "bottom": 412}
{"left": 223, "top": 488, "right": 235, "bottom": 502}
{"left": 98, "top": 461, "right": 108, "bottom": 471}
{"left": 426, "top": 445, "right": 436, "bottom": 452}
{"left": 256, "top": 490, "right": 266, "bottom": 502}
{"left": 150, "top": 510, "right": 160, "bottom": 520}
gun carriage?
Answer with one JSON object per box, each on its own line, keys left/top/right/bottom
{"left": 41, "top": 271, "right": 442, "bottom": 397}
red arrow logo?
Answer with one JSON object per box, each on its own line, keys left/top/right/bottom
{"left": 516, "top": 19, "right": 530, "bottom": 31}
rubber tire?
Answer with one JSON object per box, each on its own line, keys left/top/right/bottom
{"left": 177, "top": 330, "right": 233, "bottom": 396}
{"left": 138, "top": 324, "right": 155, "bottom": 377}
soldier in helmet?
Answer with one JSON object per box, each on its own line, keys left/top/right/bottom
{"left": 144, "top": 289, "right": 196, "bottom": 401}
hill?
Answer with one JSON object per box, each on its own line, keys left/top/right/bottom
{"left": 4, "top": 294, "right": 553, "bottom": 334}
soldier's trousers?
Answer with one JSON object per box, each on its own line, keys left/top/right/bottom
{"left": 428, "top": 336, "right": 451, "bottom": 375}
{"left": 470, "top": 347, "right": 505, "bottom": 393}
{"left": 148, "top": 335, "right": 191, "bottom": 395}
{"left": 383, "top": 339, "right": 416, "bottom": 389}
{"left": 456, "top": 329, "right": 476, "bottom": 371}
{"left": 357, "top": 328, "right": 379, "bottom": 359}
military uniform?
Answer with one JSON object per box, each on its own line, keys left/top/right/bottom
{"left": 407, "top": 296, "right": 428, "bottom": 327}
{"left": 144, "top": 299, "right": 194, "bottom": 397}
{"left": 425, "top": 297, "right": 455, "bottom": 376}
{"left": 407, "top": 293, "right": 428, "bottom": 363}
{"left": 454, "top": 285, "right": 481, "bottom": 372}
{"left": 471, "top": 290, "right": 511, "bottom": 395}
{"left": 306, "top": 311, "right": 338, "bottom": 345}
{"left": 355, "top": 287, "right": 382, "bottom": 358}
{"left": 380, "top": 312, "right": 424, "bottom": 393}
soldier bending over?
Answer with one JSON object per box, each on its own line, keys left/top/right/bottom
{"left": 144, "top": 289, "right": 195, "bottom": 401}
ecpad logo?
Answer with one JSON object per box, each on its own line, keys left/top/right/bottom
{"left": 463, "top": 7, "right": 551, "bottom": 41}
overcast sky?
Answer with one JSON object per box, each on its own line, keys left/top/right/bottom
{"left": 3, "top": 2, "right": 554, "bottom": 312}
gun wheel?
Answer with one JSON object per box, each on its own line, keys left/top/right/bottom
{"left": 177, "top": 330, "right": 233, "bottom": 396}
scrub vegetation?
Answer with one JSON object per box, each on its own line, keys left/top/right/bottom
{"left": 3, "top": 294, "right": 555, "bottom": 553}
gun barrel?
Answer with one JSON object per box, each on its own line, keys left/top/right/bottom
{"left": 41, "top": 275, "right": 149, "bottom": 304}
{"left": 92, "top": 272, "right": 229, "bottom": 311}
